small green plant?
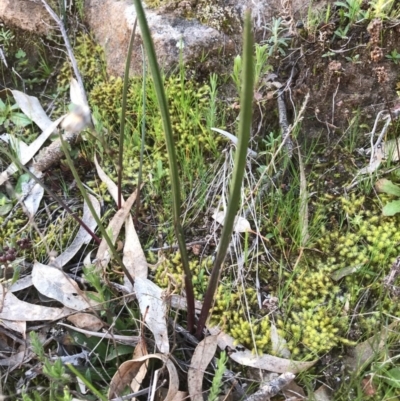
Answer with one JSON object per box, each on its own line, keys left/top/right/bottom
{"left": 208, "top": 351, "right": 228, "bottom": 401}
{"left": 0, "top": 99, "right": 32, "bottom": 128}
{"left": 386, "top": 49, "right": 400, "bottom": 64}
{"left": 334, "top": 25, "right": 350, "bottom": 39}
{"left": 231, "top": 43, "right": 272, "bottom": 94}
{"left": 265, "top": 17, "right": 290, "bottom": 56}
{"left": 0, "top": 28, "right": 15, "bottom": 56}
{"left": 335, "top": 0, "right": 366, "bottom": 24}
{"left": 345, "top": 53, "right": 361, "bottom": 63}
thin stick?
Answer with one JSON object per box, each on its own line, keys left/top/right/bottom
{"left": 40, "top": 0, "right": 88, "bottom": 107}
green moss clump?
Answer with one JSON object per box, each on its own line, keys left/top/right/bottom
{"left": 58, "top": 33, "right": 107, "bottom": 90}
{"left": 154, "top": 252, "right": 212, "bottom": 299}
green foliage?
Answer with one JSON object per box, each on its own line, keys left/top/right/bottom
{"left": 208, "top": 351, "right": 228, "bottom": 401}
{"left": 58, "top": 33, "right": 107, "bottom": 90}
{"left": 0, "top": 98, "right": 32, "bottom": 128}
{"left": 375, "top": 178, "right": 400, "bottom": 215}
{"left": 231, "top": 43, "right": 272, "bottom": 94}
{"left": 0, "top": 28, "right": 15, "bottom": 56}
{"left": 30, "top": 331, "right": 45, "bottom": 362}
{"left": 335, "top": 0, "right": 366, "bottom": 24}
{"left": 265, "top": 17, "right": 291, "bottom": 56}
{"left": 154, "top": 252, "right": 212, "bottom": 299}
{"left": 386, "top": 49, "right": 400, "bottom": 64}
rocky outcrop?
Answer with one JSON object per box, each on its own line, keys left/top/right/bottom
{"left": 0, "top": 0, "right": 52, "bottom": 34}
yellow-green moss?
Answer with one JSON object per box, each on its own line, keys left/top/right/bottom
{"left": 154, "top": 251, "right": 212, "bottom": 299}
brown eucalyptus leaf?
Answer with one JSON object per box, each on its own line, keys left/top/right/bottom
{"left": 130, "top": 338, "right": 148, "bottom": 397}
{"left": 188, "top": 335, "right": 218, "bottom": 401}
{"left": 67, "top": 313, "right": 104, "bottom": 332}
{"left": 95, "top": 188, "right": 138, "bottom": 270}
{"left": 94, "top": 155, "right": 147, "bottom": 284}
{"left": 108, "top": 354, "right": 178, "bottom": 400}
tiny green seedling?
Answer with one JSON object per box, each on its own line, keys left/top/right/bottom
{"left": 386, "top": 49, "right": 400, "bottom": 64}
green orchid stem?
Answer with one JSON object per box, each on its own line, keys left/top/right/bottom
{"left": 5, "top": 153, "right": 101, "bottom": 245}
{"left": 135, "top": 45, "right": 147, "bottom": 226}
{"left": 118, "top": 18, "right": 138, "bottom": 210}
{"left": 196, "top": 11, "right": 254, "bottom": 339}
{"left": 133, "top": 0, "right": 195, "bottom": 332}
{"left": 59, "top": 133, "right": 134, "bottom": 286}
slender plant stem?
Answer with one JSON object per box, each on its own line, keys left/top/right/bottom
{"left": 133, "top": 0, "right": 195, "bottom": 332}
{"left": 135, "top": 45, "right": 147, "bottom": 226}
{"left": 5, "top": 152, "right": 101, "bottom": 244}
{"left": 58, "top": 135, "right": 134, "bottom": 286}
{"left": 66, "top": 364, "right": 107, "bottom": 401}
{"left": 196, "top": 11, "right": 254, "bottom": 338}
{"left": 118, "top": 18, "right": 138, "bottom": 210}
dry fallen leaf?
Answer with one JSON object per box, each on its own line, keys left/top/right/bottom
{"left": 11, "top": 90, "right": 53, "bottom": 131}
{"left": 67, "top": 313, "right": 104, "bottom": 332}
{"left": 188, "top": 335, "right": 218, "bottom": 401}
{"left": 32, "top": 262, "right": 98, "bottom": 311}
{"left": 95, "top": 188, "right": 138, "bottom": 270}
{"left": 134, "top": 278, "right": 169, "bottom": 354}
{"left": 130, "top": 338, "right": 148, "bottom": 399}
{"left": 108, "top": 353, "right": 178, "bottom": 401}
{"left": 270, "top": 323, "right": 291, "bottom": 359}
{"left": 94, "top": 155, "right": 148, "bottom": 285}
{"left": 344, "top": 320, "right": 399, "bottom": 374}
{"left": 0, "top": 285, "right": 69, "bottom": 321}
{"left": 208, "top": 326, "right": 317, "bottom": 373}
{"left": 54, "top": 195, "right": 100, "bottom": 268}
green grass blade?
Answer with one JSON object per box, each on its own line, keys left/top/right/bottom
{"left": 118, "top": 18, "right": 138, "bottom": 210}
{"left": 66, "top": 363, "right": 107, "bottom": 401}
{"left": 133, "top": 0, "right": 195, "bottom": 332}
{"left": 196, "top": 11, "right": 254, "bottom": 338}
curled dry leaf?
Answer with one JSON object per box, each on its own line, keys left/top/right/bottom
{"left": 32, "top": 262, "right": 99, "bottom": 311}
{"left": 208, "top": 327, "right": 317, "bottom": 374}
{"left": 94, "top": 156, "right": 148, "bottom": 284}
{"left": 108, "top": 353, "right": 179, "bottom": 401}
{"left": 131, "top": 338, "right": 148, "bottom": 398}
{"left": 54, "top": 194, "right": 100, "bottom": 268}
{"left": 134, "top": 278, "right": 169, "bottom": 354}
{"left": 95, "top": 188, "right": 138, "bottom": 270}
{"left": 67, "top": 313, "right": 104, "bottom": 332}
{"left": 188, "top": 335, "right": 218, "bottom": 401}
